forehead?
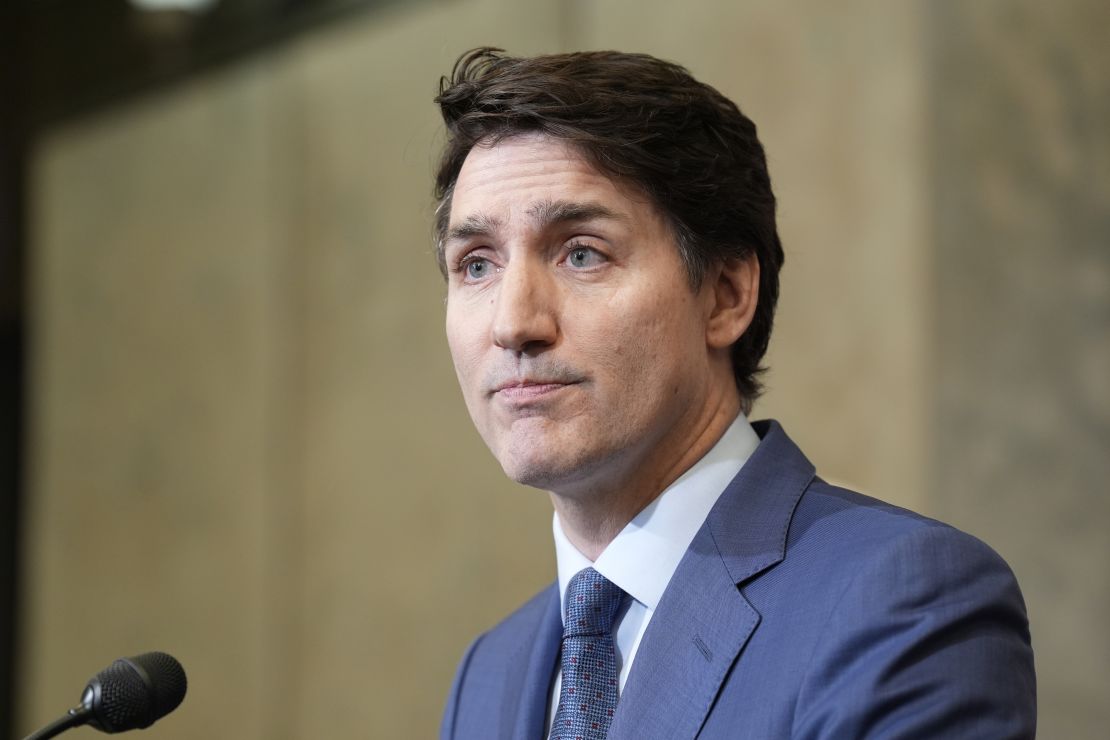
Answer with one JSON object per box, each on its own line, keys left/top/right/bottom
{"left": 448, "top": 134, "right": 659, "bottom": 230}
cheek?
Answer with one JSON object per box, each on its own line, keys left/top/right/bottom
{"left": 584, "top": 293, "right": 699, "bottom": 389}
{"left": 607, "top": 285, "right": 699, "bottom": 350}
{"left": 446, "top": 316, "right": 485, "bottom": 389}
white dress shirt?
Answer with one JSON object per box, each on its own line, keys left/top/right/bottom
{"left": 546, "top": 413, "right": 761, "bottom": 735}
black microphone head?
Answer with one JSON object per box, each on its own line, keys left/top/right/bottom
{"left": 81, "top": 652, "right": 187, "bottom": 733}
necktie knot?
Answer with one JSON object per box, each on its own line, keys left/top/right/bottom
{"left": 563, "top": 568, "right": 624, "bottom": 637}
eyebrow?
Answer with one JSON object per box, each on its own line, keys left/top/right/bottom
{"left": 443, "top": 213, "right": 503, "bottom": 246}
{"left": 526, "top": 199, "right": 627, "bottom": 227}
{"left": 444, "top": 199, "right": 626, "bottom": 246}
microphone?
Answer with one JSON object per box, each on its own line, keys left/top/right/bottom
{"left": 22, "top": 652, "right": 187, "bottom": 739}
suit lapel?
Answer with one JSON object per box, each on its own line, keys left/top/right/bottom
{"left": 606, "top": 528, "right": 760, "bottom": 740}
{"left": 504, "top": 585, "right": 562, "bottom": 740}
{"left": 608, "top": 421, "right": 815, "bottom": 740}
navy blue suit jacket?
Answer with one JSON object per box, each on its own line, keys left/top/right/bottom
{"left": 442, "top": 421, "right": 1036, "bottom": 739}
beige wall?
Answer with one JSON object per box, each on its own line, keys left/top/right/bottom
{"left": 17, "top": 1, "right": 1108, "bottom": 737}
{"left": 927, "top": 2, "right": 1110, "bottom": 735}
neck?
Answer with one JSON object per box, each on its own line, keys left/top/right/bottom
{"left": 549, "top": 391, "right": 742, "bottom": 561}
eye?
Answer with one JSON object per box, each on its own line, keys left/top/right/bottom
{"left": 466, "top": 258, "right": 490, "bottom": 279}
{"left": 456, "top": 255, "right": 497, "bottom": 282}
{"left": 565, "top": 244, "right": 606, "bottom": 270}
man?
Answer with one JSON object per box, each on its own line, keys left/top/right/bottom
{"left": 434, "top": 48, "right": 1035, "bottom": 739}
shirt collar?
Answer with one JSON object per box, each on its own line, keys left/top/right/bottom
{"left": 553, "top": 412, "right": 761, "bottom": 613}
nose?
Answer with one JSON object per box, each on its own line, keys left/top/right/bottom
{"left": 491, "top": 260, "right": 558, "bottom": 353}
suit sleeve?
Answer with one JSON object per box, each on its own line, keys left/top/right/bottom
{"left": 791, "top": 524, "right": 1036, "bottom": 739}
{"left": 440, "top": 634, "right": 484, "bottom": 740}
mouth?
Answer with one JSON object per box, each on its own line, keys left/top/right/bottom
{"left": 491, "top": 378, "right": 581, "bottom": 402}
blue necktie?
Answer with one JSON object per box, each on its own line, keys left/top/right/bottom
{"left": 551, "top": 568, "right": 624, "bottom": 739}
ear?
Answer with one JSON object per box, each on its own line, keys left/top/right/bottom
{"left": 705, "top": 253, "right": 760, "bottom": 350}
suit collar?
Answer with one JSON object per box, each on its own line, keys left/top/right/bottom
{"left": 708, "top": 420, "right": 815, "bottom": 585}
{"left": 607, "top": 420, "right": 815, "bottom": 739}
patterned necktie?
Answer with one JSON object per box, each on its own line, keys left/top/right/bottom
{"left": 551, "top": 567, "right": 625, "bottom": 740}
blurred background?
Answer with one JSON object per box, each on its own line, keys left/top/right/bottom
{"left": 1, "top": 0, "right": 1107, "bottom": 737}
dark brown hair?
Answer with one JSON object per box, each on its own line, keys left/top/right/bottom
{"left": 434, "top": 48, "right": 784, "bottom": 409}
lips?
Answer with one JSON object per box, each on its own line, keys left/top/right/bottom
{"left": 493, "top": 379, "right": 576, "bottom": 400}
{"left": 487, "top": 373, "right": 586, "bottom": 404}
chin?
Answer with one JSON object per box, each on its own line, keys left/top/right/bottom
{"left": 493, "top": 437, "right": 578, "bottom": 489}
{"left": 498, "top": 453, "right": 569, "bottom": 491}
{"left": 496, "top": 440, "right": 612, "bottom": 495}
{"left": 486, "top": 419, "right": 620, "bottom": 492}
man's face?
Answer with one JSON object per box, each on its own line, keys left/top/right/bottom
{"left": 443, "top": 134, "right": 726, "bottom": 497}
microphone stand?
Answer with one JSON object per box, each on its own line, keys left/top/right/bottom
{"left": 22, "top": 706, "right": 91, "bottom": 740}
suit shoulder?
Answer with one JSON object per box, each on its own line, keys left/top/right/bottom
{"left": 790, "top": 478, "right": 1012, "bottom": 568}
{"left": 783, "top": 481, "right": 1036, "bottom": 737}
